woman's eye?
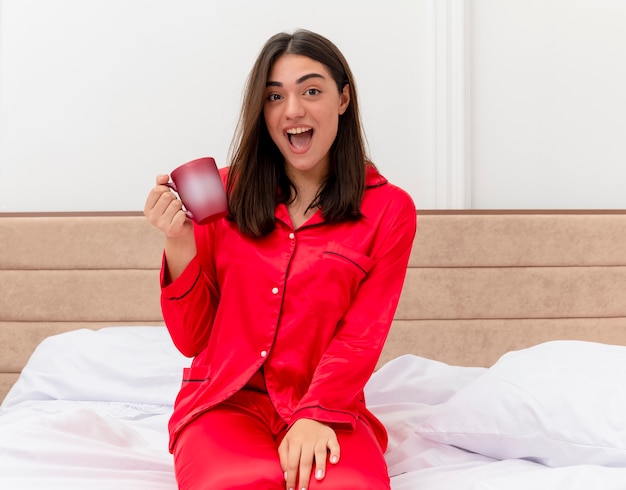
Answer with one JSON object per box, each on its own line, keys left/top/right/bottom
{"left": 267, "top": 93, "right": 282, "bottom": 102}
{"left": 305, "top": 88, "right": 320, "bottom": 96}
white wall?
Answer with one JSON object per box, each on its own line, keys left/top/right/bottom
{"left": 470, "top": 0, "right": 626, "bottom": 209}
{"left": 0, "top": 0, "right": 431, "bottom": 212}
{"left": 0, "top": 0, "right": 625, "bottom": 212}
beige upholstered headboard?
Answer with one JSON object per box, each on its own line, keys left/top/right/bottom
{"left": 2, "top": 211, "right": 626, "bottom": 402}
{"left": 0, "top": 213, "right": 165, "bottom": 400}
{"left": 382, "top": 210, "right": 626, "bottom": 367}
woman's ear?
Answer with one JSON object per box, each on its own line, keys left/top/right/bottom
{"left": 339, "top": 84, "right": 350, "bottom": 115}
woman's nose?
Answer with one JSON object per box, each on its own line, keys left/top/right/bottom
{"left": 284, "top": 96, "right": 305, "bottom": 119}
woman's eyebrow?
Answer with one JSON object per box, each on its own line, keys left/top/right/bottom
{"left": 296, "top": 73, "right": 325, "bottom": 84}
{"left": 266, "top": 73, "right": 326, "bottom": 87}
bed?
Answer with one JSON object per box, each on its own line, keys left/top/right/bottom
{"left": 2, "top": 210, "right": 626, "bottom": 489}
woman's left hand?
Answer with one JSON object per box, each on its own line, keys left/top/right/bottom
{"left": 278, "top": 418, "right": 341, "bottom": 490}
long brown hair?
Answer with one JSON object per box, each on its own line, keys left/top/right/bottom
{"left": 226, "top": 29, "right": 369, "bottom": 237}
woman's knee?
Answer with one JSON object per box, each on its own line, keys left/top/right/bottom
{"left": 309, "top": 466, "right": 390, "bottom": 490}
{"left": 173, "top": 400, "right": 285, "bottom": 490}
{"left": 176, "top": 459, "right": 283, "bottom": 490}
{"left": 310, "top": 421, "right": 390, "bottom": 490}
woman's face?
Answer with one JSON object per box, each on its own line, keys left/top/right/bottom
{"left": 263, "top": 54, "right": 350, "bottom": 183}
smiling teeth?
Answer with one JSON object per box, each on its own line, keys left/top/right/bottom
{"left": 286, "top": 127, "right": 312, "bottom": 134}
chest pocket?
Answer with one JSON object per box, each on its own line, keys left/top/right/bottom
{"left": 308, "top": 242, "right": 374, "bottom": 319}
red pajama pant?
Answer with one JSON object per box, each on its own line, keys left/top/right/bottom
{"left": 172, "top": 385, "right": 390, "bottom": 490}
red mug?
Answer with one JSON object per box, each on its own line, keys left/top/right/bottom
{"left": 167, "top": 157, "right": 228, "bottom": 225}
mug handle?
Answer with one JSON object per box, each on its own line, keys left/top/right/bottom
{"left": 165, "top": 182, "right": 195, "bottom": 221}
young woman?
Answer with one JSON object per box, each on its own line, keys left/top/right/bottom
{"left": 144, "top": 29, "right": 416, "bottom": 490}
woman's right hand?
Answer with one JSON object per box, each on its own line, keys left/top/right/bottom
{"left": 144, "top": 174, "right": 197, "bottom": 283}
{"left": 144, "top": 174, "right": 191, "bottom": 238}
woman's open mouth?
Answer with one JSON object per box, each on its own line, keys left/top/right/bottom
{"left": 286, "top": 127, "right": 313, "bottom": 149}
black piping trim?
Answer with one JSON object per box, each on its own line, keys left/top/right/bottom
{"left": 166, "top": 269, "right": 202, "bottom": 301}
{"left": 293, "top": 404, "right": 358, "bottom": 423}
{"left": 323, "top": 251, "right": 367, "bottom": 274}
{"left": 366, "top": 180, "right": 388, "bottom": 189}
{"left": 182, "top": 377, "right": 210, "bottom": 383}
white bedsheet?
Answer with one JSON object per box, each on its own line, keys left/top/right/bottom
{"left": 1, "top": 327, "right": 625, "bottom": 489}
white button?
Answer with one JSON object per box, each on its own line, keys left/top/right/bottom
{"left": 289, "top": 232, "right": 295, "bottom": 239}
{"left": 261, "top": 350, "right": 267, "bottom": 358}
{"left": 271, "top": 287, "right": 279, "bottom": 294}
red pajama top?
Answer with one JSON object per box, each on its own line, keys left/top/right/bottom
{"left": 161, "top": 165, "right": 417, "bottom": 453}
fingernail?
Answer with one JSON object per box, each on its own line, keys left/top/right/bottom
{"left": 316, "top": 469, "right": 323, "bottom": 479}
{"left": 330, "top": 455, "right": 339, "bottom": 464}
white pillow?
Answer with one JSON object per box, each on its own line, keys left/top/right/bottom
{"left": 417, "top": 340, "right": 626, "bottom": 467}
{"left": 2, "top": 327, "right": 189, "bottom": 408}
